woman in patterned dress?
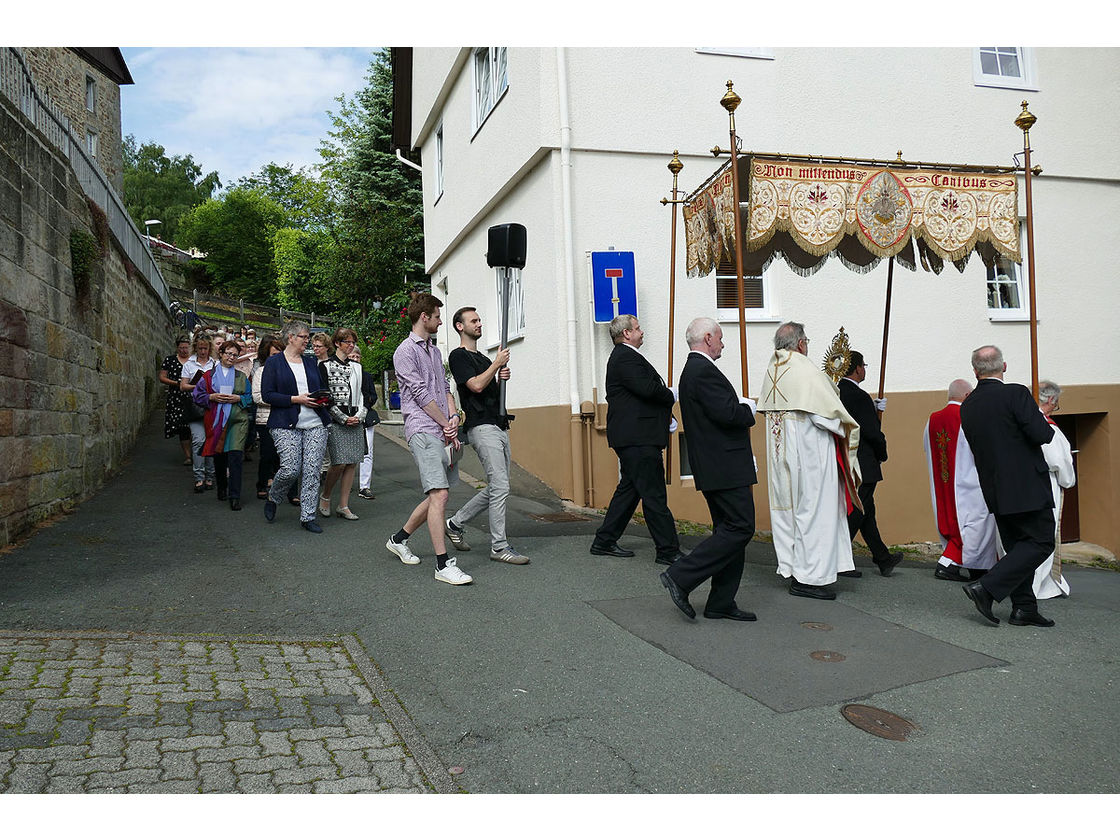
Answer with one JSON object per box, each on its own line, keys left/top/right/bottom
{"left": 317, "top": 327, "right": 367, "bottom": 521}
{"left": 159, "top": 336, "right": 193, "bottom": 465}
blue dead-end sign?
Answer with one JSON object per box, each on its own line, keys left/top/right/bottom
{"left": 591, "top": 251, "right": 637, "bottom": 323}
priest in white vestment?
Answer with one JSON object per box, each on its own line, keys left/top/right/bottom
{"left": 1034, "top": 380, "right": 1075, "bottom": 598}
{"left": 758, "top": 322, "right": 861, "bottom": 600}
{"left": 923, "top": 379, "right": 999, "bottom": 582}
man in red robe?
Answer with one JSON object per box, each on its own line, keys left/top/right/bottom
{"left": 923, "top": 379, "right": 998, "bottom": 581}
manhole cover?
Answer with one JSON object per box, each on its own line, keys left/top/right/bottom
{"left": 841, "top": 704, "right": 919, "bottom": 741}
{"left": 809, "top": 650, "right": 846, "bottom": 662}
{"left": 801, "top": 622, "right": 833, "bottom": 631}
{"left": 529, "top": 512, "right": 591, "bottom": 522}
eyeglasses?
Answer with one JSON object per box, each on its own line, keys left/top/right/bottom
{"left": 295, "top": 334, "right": 310, "bottom": 340}
{"left": 337, "top": 339, "right": 354, "bottom": 346}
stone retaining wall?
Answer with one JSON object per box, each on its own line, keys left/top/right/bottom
{"left": 0, "top": 94, "right": 174, "bottom": 546}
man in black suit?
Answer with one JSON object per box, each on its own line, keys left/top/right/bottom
{"left": 838, "top": 351, "right": 902, "bottom": 577}
{"left": 659, "top": 317, "right": 758, "bottom": 622}
{"left": 590, "top": 314, "right": 684, "bottom": 565}
{"left": 958, "top": 345, "right": 1056, "bottom": 627}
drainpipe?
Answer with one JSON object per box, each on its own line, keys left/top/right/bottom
{"left": 557, "top": 47, "right": 586, "bottom": 503}
{"left": 395, "top": 149, "right": 422, "bottom": 173}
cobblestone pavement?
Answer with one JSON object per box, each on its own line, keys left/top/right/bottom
{"left": 0, "top": 631, "right": 456, "bottom": 794}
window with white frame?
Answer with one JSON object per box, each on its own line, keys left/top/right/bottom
{"left": 435, "top": 122, "right": 444, "bottom": 199}
{"left": 973, "top": 47, "right": 1037, "bottom": 90}
{"left": 472, "top": 47, "right": 508, "bottom": 132}
{"left": 714, "top": 255, "right": 773, "bottom": 322}
{"left": 493, "top": 267, "right": 524, "bottom": 342}
{"left": 86, "top": 129, "right": 98, "bottom": 157}
{"left": 987, "top": 222, "right": 1029, "bottom": 319}
{"left": 85, "top": 75, "right": 96, "bottom": 113}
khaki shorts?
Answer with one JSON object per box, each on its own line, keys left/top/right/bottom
{"left": 407, "top": 432, "right": 460, "bottom": 494}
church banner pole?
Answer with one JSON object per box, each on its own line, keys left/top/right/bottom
{"left": 660, "top": 150, "right": 685, "bottom": 485}
{"left": 877, "top": 256, "right": 895, "bottom": 421}
{"left": 722, "top": 80, "right": 749, "bottom": 396}
{"left": 1016, "top": 101, "right": 1041, "bottom": 400}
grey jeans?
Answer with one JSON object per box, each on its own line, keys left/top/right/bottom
{"left": 188, "top": 420, "right": 215, "bottom": 483}
{"left": 449, "top": 423, "right": 511, "bottom": 551}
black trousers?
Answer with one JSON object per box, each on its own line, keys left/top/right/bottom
{"left": 984, "top": 508, "right": 1056, "bottom": 610}
{"left": 667, "top": 484, "right": 754, "bottom": 613}
{"left": 595, "top": 445, "right": 679, "bottom": 558}
{"left": 255, "top": 424, "right": 280, "bottom": 492}
{"left": 847, "top": 480, "right": 890, "bottom": 561}
{"left": 213, "top": 450, "right": 244, "bottom": 500}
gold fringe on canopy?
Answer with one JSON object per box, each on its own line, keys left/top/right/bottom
{"left": 683, "top": 153, "right": 1021, "bottom": 279}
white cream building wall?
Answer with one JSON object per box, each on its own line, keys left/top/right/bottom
{"left": 412, "top": 47, "right": 1120, "bottom": 409}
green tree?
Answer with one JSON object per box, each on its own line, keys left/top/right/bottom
{"left": 318, "top": 49, "right": 425, "bottom": 316}
{"left": 177, "top": 187, "right": 287, "bottom": 304}
{"left": 236, "top": 163, "right": 335, "bottom": 232}
{"left": 273, "top": 227, "right": 336, "bottom": 315}
{"left": 122, "top": 135, "right": 221, "bottom": 244}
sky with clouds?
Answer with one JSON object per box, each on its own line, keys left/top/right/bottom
{"left": 120, "top": 47, "right": 376, "bottom": 189}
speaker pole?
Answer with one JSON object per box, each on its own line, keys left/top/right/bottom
{"left": 499, "top": 266, "right": 511, "bottom": 417}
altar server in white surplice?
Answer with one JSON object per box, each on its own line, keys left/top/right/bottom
{"left": 1034, "top": 380, "right": 1075, "bottom": 599}
{"left": 923, "top": 379, "right": 999, "bottom": 582}
{"left": 758, "top": 322, "right": 862, "bottom": 600}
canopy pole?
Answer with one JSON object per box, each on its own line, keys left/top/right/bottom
{"left": 660, "top": 151, "right": 685, "bottom": 485}
{"left": 721, "top": 81, "right": 749, "bottom": 396}
{"left": 1016, "top": 102, "right": 1041, "bottom": 400}
{"left": 877, "top": 256, "right": 895, "bottom": 420}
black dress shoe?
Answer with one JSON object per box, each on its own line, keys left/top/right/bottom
{"left": 838, "top": 569, "right": 862, "bottom": 578}
{"left": 301, "top": 519, "right": 323, "bottom": 534}
{"left": 935, "top": 564, "right": 970, "bottom": 582}
{"left": 229, "top": 498, "right": 241, "bottom": 511}
{"left": 874, "top": 551, "right": 903, "bottom": 577}
{"left": 590, "top": 542, "right": 635, "bottom": 558}
{"left": 789, "top": 580, "right": 836, "bottom": 600}
{"left": 656, "top": 551, "right": 687, "bottom": 566}
{"left": 659, "top": 571, "right": 695, "bottom": 619}
{"left": 703, "top": 606, "right": 757, "bottom": 621}
{"left": 963, "top": 581, "right": 999, "bottom": 625}
{"left": 264, "top": 500, "right": 277, "bottom": 522}
{"left": 1009, "top": 608, "right": 1055, "bottom": 627}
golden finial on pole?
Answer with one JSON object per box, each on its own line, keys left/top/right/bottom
{"left": 1015, "top": 101, "right": 1037, "bottom": 137}
{"left": 896, "top": 150, "right": 904, "bottom": 162}
{"left": 720, "top": 80, "right": 742, "bottom": 114}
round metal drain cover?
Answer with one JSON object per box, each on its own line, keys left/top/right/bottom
{"left": 809, "top": 650, "right": 845, "bottom": 662}
{"left": 801, "top": 622, "right": 833, "bottom": 631}
{"left": 841, "top": 704, "right": 918, "bottom": 741}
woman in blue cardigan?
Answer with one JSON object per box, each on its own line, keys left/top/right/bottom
{"left": 261, "top": 320, "right": 332, "bottom": 532}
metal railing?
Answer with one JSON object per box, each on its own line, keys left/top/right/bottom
{"left": 0, "top": 47, "right": 170, "bottom": 308}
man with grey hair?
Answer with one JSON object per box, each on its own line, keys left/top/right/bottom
{"left": 1034, "top": 379, "right": 1075, "bottom": 599}
{"left": 959, "top": 345, "right": 1056, "bottom": 626}
{"left": 758, "top": 322, "right": 861, "bottom": 599}
{"left": 923, "top": 378, "right": 998, "bottom": 581}
{"left": 591, "top": 314, "right": 683, "bottom": 565}
{"left": 659, "top": 317, "right": 758, "bottom": 621}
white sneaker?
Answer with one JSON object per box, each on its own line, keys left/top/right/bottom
{"left": 445, "top": 519, "right": 471, "bottom": 551}
{"left": 490, "top": 547, "right": 530, "bottom": 565}
{"left": 434, "top": 558, "right": 473, "bottom": 585}
{"left": 386, "top": 536, "right": 421, "bottom": 565}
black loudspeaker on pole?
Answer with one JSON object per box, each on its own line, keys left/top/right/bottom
{"left": 486, "top": 224, "right": 526, "bottom": 419}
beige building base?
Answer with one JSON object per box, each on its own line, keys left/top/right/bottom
{"left": 507, "top": 384, "right": 1120, "bottom": 557}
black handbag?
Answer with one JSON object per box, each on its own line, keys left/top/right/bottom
{"left": 186, "top": 400, "right": 206, "bottom": 422}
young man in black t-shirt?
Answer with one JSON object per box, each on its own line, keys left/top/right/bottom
{"left": 444, "top": 307, "right": 530, "bottom": 565}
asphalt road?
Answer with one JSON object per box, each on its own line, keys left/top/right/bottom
{"left": 2, "top": 415, "right": 1118, "bottom": 795}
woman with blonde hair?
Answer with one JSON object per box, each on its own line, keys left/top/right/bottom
{"left": 317, "top": 327, "right": 367, "bottom": 520}
{"left": 180, "top": 334, "right": 217, "bottom": 492}
{"left": 261, "top": 321, "right": 332, "bottom": 532}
